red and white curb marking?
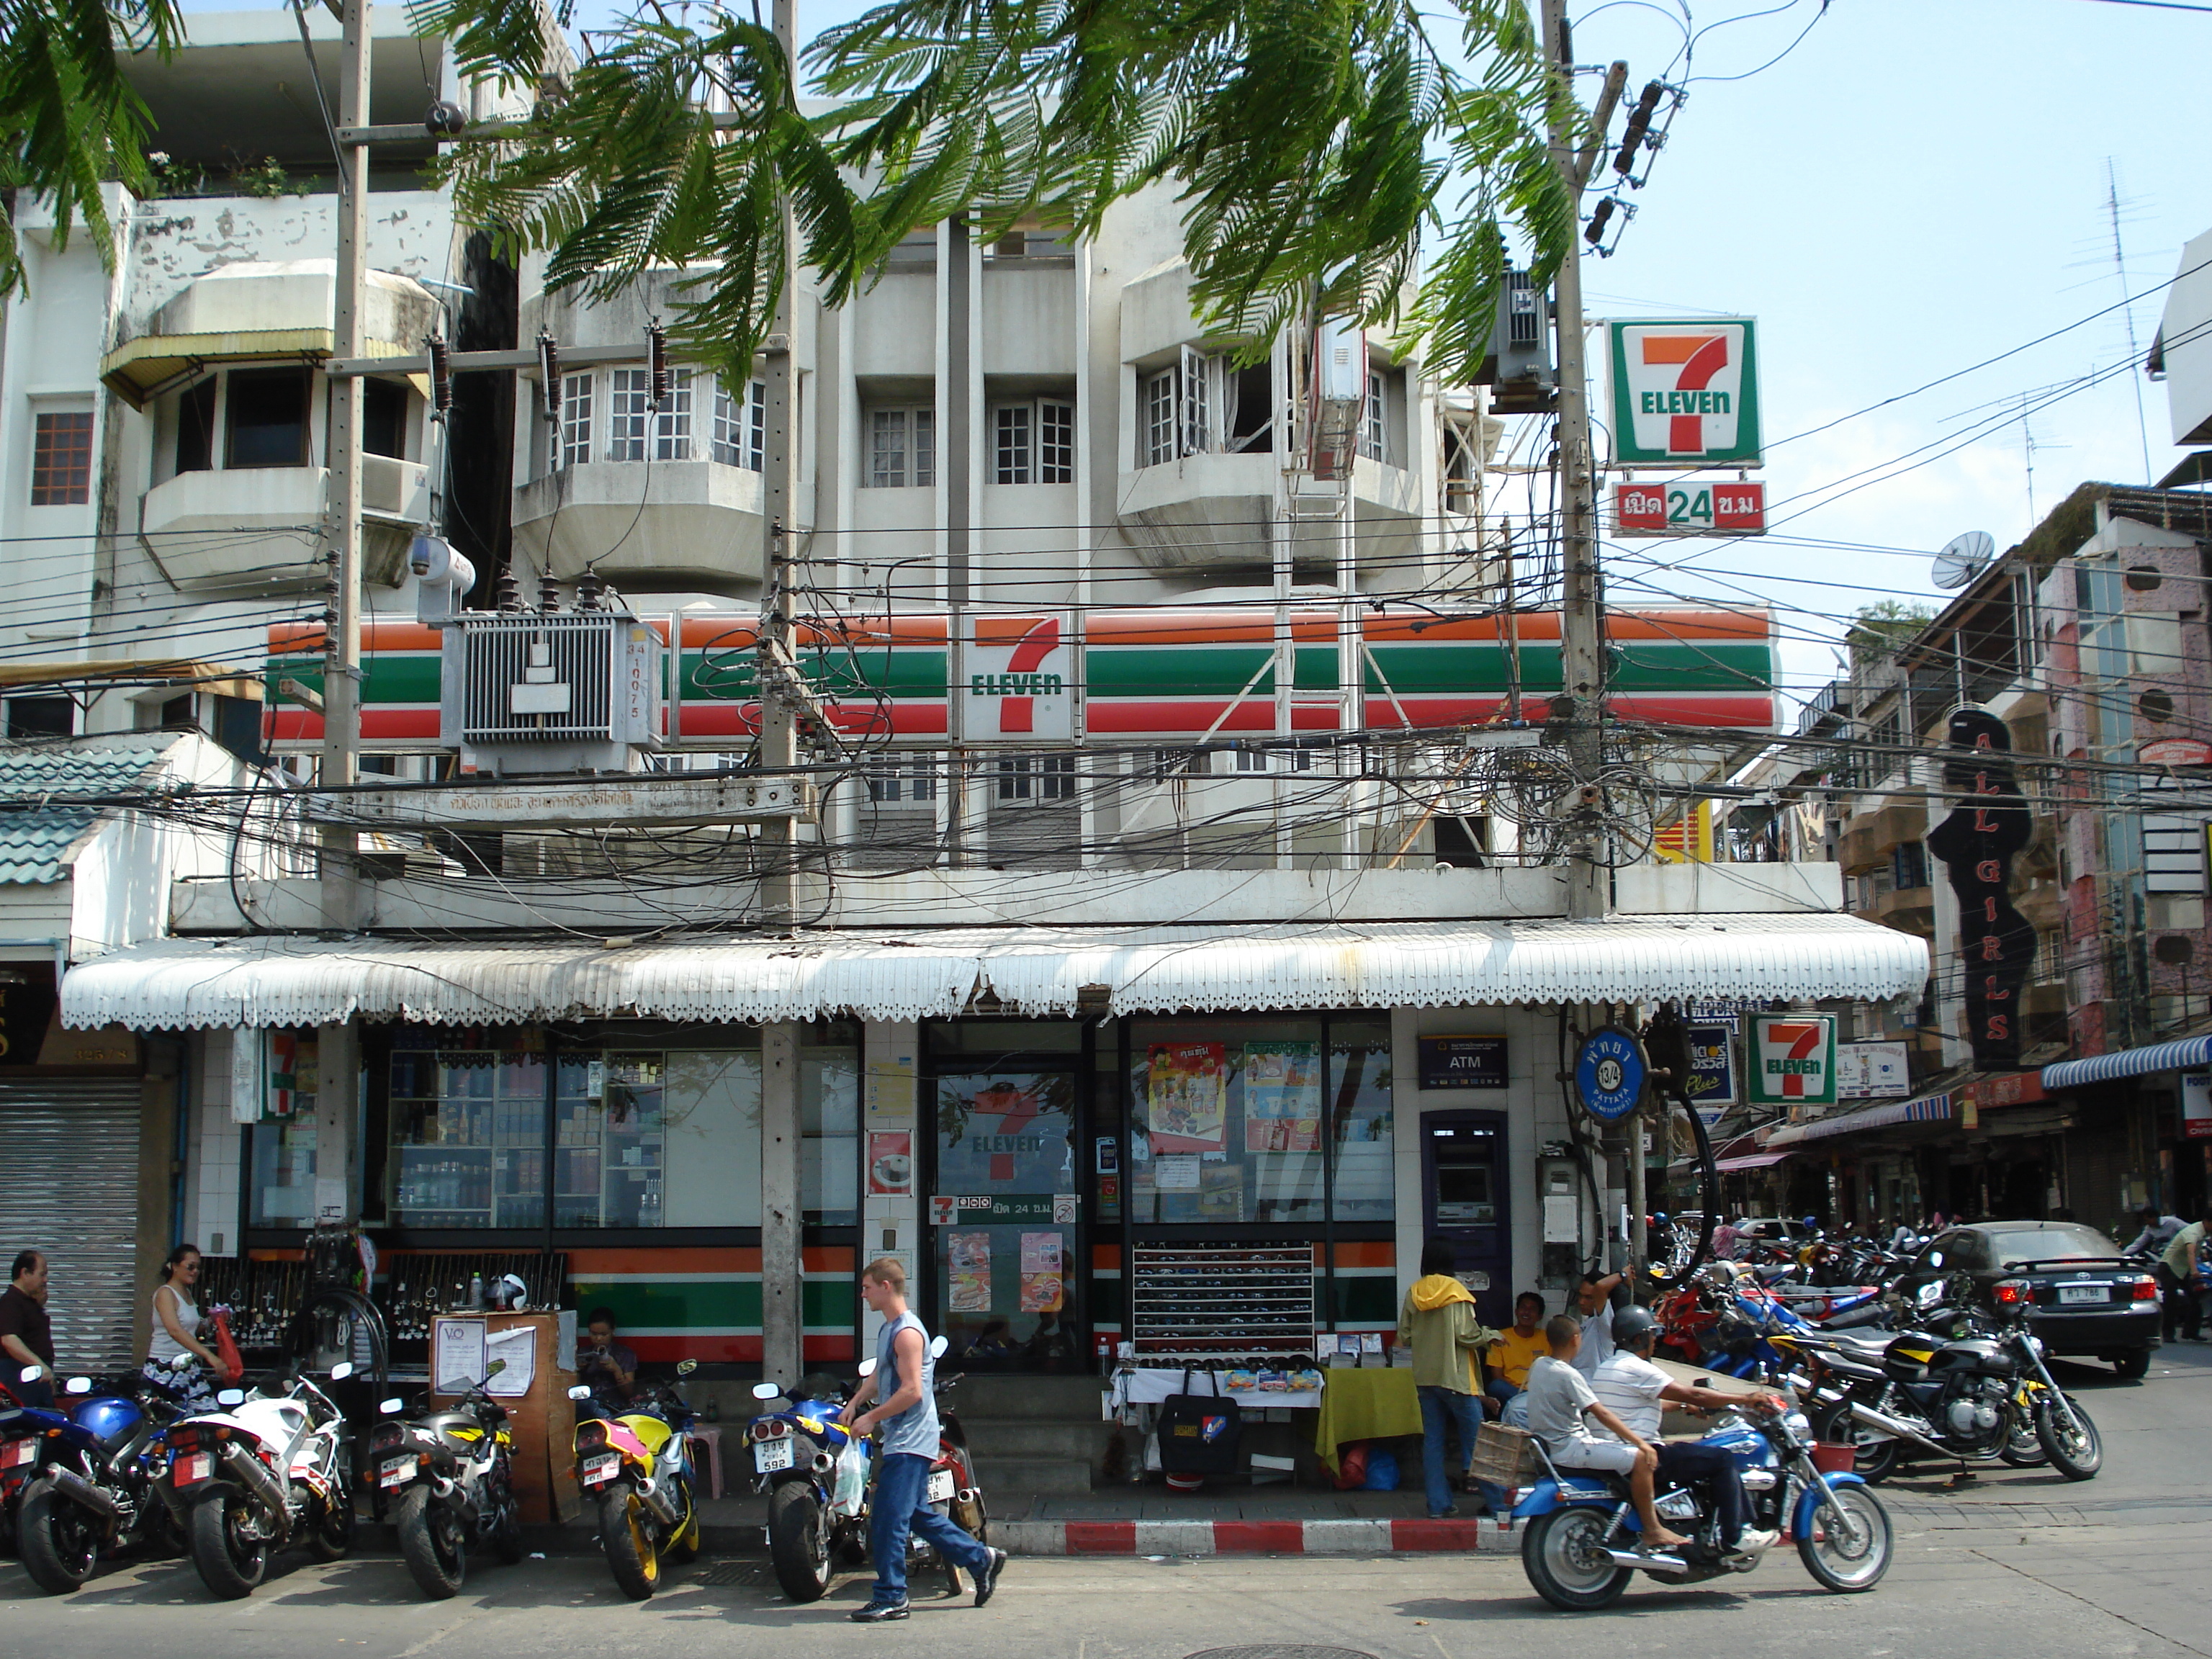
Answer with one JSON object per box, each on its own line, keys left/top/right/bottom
{"left": 994, "top": 1517, "right": 1516, "bottom": 1557}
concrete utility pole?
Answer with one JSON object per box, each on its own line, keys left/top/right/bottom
{"left": 1541, "top": 0, "right": 1610, "bottom": 922}
{"left": 755, "top": 0, "right": 804, "bottom": 1391}
{"left": 315, "top": 0, "right": 373, "bottom": 1227}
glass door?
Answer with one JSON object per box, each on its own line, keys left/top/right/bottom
{"left": 927, "top": 1068, "right": 1082, "bottom": 1370}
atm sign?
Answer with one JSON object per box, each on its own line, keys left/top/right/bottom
{"left": 1614, "top": 480, "right": 1766, "bottom": 538}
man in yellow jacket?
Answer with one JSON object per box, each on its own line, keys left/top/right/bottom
{"left": 1397, "top": 1238, "right": 1502, "bottom": 1518}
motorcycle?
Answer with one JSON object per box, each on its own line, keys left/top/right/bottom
{"left": 565, "top": 1358, "right": 701, "bottom": 1599}
{"left": 750, "top": 1336, "right": 986, "bottom": 1604}
{"left": 4, "top": 1359, "right": 193, "bottom": 1593}
{"left": 1516, "top": 1394, "right": 1894, "bottom": 1610}
{"left": 1803, "top": 1276, "right": 2101, "bottom": 1484}
{"left": 367, "top": 1359, "right": 524, "bottom": 1598}
{"left": 160, "top": 1362, "right": 359, "bottom": 1598}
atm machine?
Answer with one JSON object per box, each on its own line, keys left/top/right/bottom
{"left": 1419, "top": 1111, "right": 1511, "bottom": 1326}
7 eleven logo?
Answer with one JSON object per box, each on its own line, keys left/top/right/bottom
{"left": 1750, "top": 1014, "right": 1835, "bottom": 1107}
{"left": 963, "top": 614, "right": 1074, "bottom": 740}
{"left": 1614, "top": 320, "right": 1757, "bottom": 463}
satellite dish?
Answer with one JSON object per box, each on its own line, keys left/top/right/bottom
{"left": 1933, "top": 531, "right": 1996, "bottom": 590}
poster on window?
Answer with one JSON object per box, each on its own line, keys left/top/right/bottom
{"left": 1019, "top": 1232, "right": 1064, "bottom": 1313}
{"left": 948, "top": 1233, "right": 992, "bottom": 1313}
{"left": 868, "top": 1130, "right": 913, "bottom": 1195}
{"left": 1243, "top": 1041, "right": 1322, "bottom": 1151}
{"left": 1147, "top": 1043, "right": 1229, "bottom": 1152}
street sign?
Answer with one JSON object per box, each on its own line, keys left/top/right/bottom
{"left": 1747, "top": 1014, "right": 1838, "bottom": 1109}
{"left": 1613, "top": 479, "right": 1766, "bottom": 536}
{"left": 1575, "top": 1027, "right": 1648, "bottom": 1122}
{"left": 959, "top": 613, "right": 1075, "bottom": 742}
{"left": 1608, "top": 318, "right": 1763, "bottom": 467}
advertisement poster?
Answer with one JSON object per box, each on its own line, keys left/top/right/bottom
{"left": 1148, "top": 1043, "right": 1228, "bottom": 1152}
{"left": 867, "top": 1130, "right": 912, "bottom": 1195}
{"left": 1683, "top": 1022, "right": 1737, "bottom": 1115}
{"left": 1243, "top": 1041, "right": 1321, "bottom": 1151}
{"left": 948, "top": 1233, "right": 992, "bottom": 1313}
{"left": 1019, "top": 1232, "right": 1064, "bottom": 1313}
{"left": 1836, "top": 1041, "right": 1910, "bottom": 1100}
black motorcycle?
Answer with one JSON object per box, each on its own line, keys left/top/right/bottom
{"left": 1804, "top": 1275, "right": 2100, "bottom": 1483}
{"left": 366, "top": 1360, "right": 525, "bottom": 1599}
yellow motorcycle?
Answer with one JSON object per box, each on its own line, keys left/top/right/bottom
{"left": 566, "top": 1359, "right": 699, "bottom": 1600}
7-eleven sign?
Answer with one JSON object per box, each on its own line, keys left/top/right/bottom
{"left": 1609, "top": 319, "right": 1762, "bottom": 466}
{"left": 1748, "top": 1013, "right": 1837, "bottom": 1109}
{"left": 960, "top": 613, "right": 1075, "bottom": 742}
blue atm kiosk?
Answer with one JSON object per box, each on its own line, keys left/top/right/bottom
{"left": 1421, "top": 1111, "right": 1511, "bottom": 1327}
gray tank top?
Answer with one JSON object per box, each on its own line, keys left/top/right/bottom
{"left": 873, "top": 1310, "right": 940, "bottom": 1460}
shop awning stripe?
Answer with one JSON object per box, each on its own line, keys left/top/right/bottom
{"left": 59, "top": 913, "right": 1928, "bottom": 1032}
{"left": 2041, "top": 1035, "right": 2212, "bottom": 1091}
{"left": 1763, "top": 1090, "right": 1953, "bottom": 1148}
{"left": 1713, "top": 1151, "right": 1789, "bottom": 1171}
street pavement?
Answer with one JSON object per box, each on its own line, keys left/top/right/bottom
{"left": 7, "top": 1344, "right": 2209, "bottom": 1659}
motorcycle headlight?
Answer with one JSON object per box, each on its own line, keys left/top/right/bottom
{"left": 1784, "top": 1411, "right": 1812, "bottom": 1439}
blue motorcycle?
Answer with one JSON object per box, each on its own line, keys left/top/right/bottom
{"left": 1512, "top": 1396, "right": 1893, "bottom": 1610}
{"left": 1, "top": 1359, "right": 193, "bottom": 1592}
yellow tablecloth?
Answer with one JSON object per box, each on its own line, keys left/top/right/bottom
{"left": 1312, "top": 1367, "right": 1425, "bottom": 1475}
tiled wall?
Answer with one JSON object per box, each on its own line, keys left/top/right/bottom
{"left": 183, "top": 1030, "right": 243, "bottom": 1256}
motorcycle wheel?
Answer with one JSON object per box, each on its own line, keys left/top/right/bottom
{"left": 599, "top": 1488, "right": 662, "bottom": 1601}
{"left": 1997, "top": 1411, "right": 2048, "bottom": 1468}
{"left": 495, "top": 1493, "right": 527, "bottom": 1566}
{"left": 17, "top": 1483, "right": 100, "bottom": 1593}
{"left": 305, "top": 1485, "right": 355, "bottom": 1563}
{"left": 1797, "top": 1484, "right": 1892, "bottom": 1593}
{"left": 1521, "top": 1507, "right": 1633, "bottom": 1611}
{"left": 2036, "top": 1395, "right": 2103, "bottom": 1480}
{"left": 766, "top": 1480, "right": 833, "bottom": 1604}
{"left": 188, "top": 1493, "right": 267, "bottom": 1600}
{"left": 396, "top": 1485, "right": 467, "bottom": 1599}
{"left": 1809, "top": 1398, "right": 1900, "bottom": 1485}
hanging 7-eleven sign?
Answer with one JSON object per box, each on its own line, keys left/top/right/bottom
{"left": 1609, "top": 318, "right": 1763, "bottom": 466}
{"left": 1748, "top": 1013, "right": 1838, "bottom": 1110}
{"left": 961, "top": 614, "right": 1076, "bottom": 742}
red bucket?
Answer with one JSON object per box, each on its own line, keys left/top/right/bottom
{"left": 1809, "top": 1442, "right": 1857, "bottom": 1475}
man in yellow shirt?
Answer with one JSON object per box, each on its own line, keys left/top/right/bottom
{"left": 1483, "top": 1292, "right": 1547, "bottom": 1425}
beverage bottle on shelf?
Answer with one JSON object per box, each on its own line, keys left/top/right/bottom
{"left": 469, "top": 1272, "right": 484, "bottom": 1309}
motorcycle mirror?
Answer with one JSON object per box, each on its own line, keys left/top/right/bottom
{"left": 217, "top": 1389, "right": 246, "bottom": 1407}
{"left": 856, "top": 1358, "right": 878, "bottom": 1380}
{"left": 485, "top": 1359, "right": 506, "bottom": 1379}
{"left": 927, "top": 1335, "right": 948, "bottom": 1359}
{"left": 1915, "top": 1281, "right": 1942, "bottom": 1307}
{"left": 17, "top": 1364, "right": 42, "bottom": 1382}
{"left": 380, "top": 1398, "right": 404, "bottom": 1414}
{"left": 65, "top": 1376, "right": 92, "bottom": 1395}
{"left": 329, "top": 1362, "right": 355, "bottom": 1381}
{"left": 567, "top": 1385, "right": 593, "bottom": 1402}
{"left": 750, "top": 1382, "right": 782, "bottom": 1401}
{"left": 676, "top": 1359, "right": 698, "bottom": 1377}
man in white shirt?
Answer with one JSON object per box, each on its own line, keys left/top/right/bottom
{"left": 1571, "top": 1270, "right": 1622, "bottom": 1379}
{"left": 1522, "top": 1315, "right": 1689, "bottom": 1552}
{"left": 1592, "top": 1307, "right": 1781, "bottom": 1564}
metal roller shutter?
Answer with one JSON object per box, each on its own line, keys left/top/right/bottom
{"left": 0, "top": 1076, "right": 143, "bottom": 1372}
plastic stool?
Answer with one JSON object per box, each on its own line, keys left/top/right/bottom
{"left": 691, "top": 1425, "right": 724, "bottom": 1500}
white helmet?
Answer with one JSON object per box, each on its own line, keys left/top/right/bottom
{"left": 490, "top": 1273, "right": 529, "bottom": 1311}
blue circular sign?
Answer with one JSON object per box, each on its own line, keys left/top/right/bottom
{"left": 1575, "top": 1027, "right": 1647, "bottom": 1122}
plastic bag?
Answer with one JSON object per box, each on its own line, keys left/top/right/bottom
{"left": 1361, "top": 1448, "right": 1399, "bottom": 1492}
{"left": 1332, "top": 1443, "right": 1369, "bottom": 1491}
{"left": 831, "top": 1437, "right": 868, "bottom": 1517}
{"left": 210, "top": 1307, "right": 245, "bottom": 1384}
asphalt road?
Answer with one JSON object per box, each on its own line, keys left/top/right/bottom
{"left": 7, "top": 1344, "right": 2210, "bottom": 1659}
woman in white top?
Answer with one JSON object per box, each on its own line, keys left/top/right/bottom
{"left": 146, "top": 1244, "right": 221, "bottom": 1407}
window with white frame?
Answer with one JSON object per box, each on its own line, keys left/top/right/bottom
{"left": 1360, "top": 369, "right": 1386, "bottom": 462}
{"left": 1143, "top": 369, "right": 1178, "bottom": 467}
{"left": 557, "top": 372, "right": 593, "bottom": 469}
{"left": 655, "top": 369, "right": 693, "bottom": 460}
{"left": 712, "top": 379, "right": 765, "bottom": 469}
{"left": 867, "top": 760, "right": 940, "bottom": 804}
{"left": 868, "top": 406, "right": 935, "bottom": 487}
{"left": 1039, "top": 398, "right": 1074, "bottom": 482}
{"left": 990, "top": 399, "right": 1075, "bottom": 485}
{"left": 1143, "top": 354, "right": 1226, "bottom": 468}
{"left": 994, "top": 754, "right": 1075, "bottom": 801}
{"left": 994, "top": 403, "right": 1032, "bottom": 484}
{"left": 608, "top": 368, "right": 652, "bottom": 462}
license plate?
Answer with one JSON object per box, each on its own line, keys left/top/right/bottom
{"left": 581, "top": 1452, "right": 621, "bottom": 1485}
{"left": 176, "top": 1451, "right": 212, "bottom": 1486}
{"left": 2058, "top": 1285, "right": 2105, "bottom": 1305}
{"left": 927, "top": 1469, "right": 955, "bottom": 1505}
{"left": 379, "top": 1457, "right": 414, "bottom": 1488}
{"left": 754, "top": 1437, "right": 793, "bottom": 1473}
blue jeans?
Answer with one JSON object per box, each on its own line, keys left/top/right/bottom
{"left": 1416, "top": 1386, "right": 1482, "bottom": 1516}
{"left": 1499, "top": 1390, "right": 1530, "bottom": 1428}
{"left": 868, "top": 1451, "right": 992, "bottom": 1605}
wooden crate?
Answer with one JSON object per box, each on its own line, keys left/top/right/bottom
{"left": 1469, "top": 1422, "right": 1537, "bottom": 1487}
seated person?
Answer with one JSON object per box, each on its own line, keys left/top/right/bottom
{"left": 1593, "top": 1307, "right": 1781, "bottom": 1565}
{"left": 1524, "top": 1313, "right": 1688, "bottom": 1552}
{"left": 1485, "top": 1292, "right": 1548, "bottom": 1427}
{"left": 575, "top": 1306, "right": 639, "bottom": 1405}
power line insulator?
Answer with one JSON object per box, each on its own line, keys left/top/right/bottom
{"left": 426, "top": 334, "right": 452, "bottom": 416}
{"left": 1614, "top": 81, "right": 1665, "bottom": 177}
{"left": 1584, "top": 199, "right": 1615, "bottom": 247}
{"left": 647, "top": 321, "right": 670, "bottom": 408}
{"left": 425, "top": 100, "right": 467, "bottom": 138}
{"left": 536, "top": 333, "right": 561, "bottom": 424}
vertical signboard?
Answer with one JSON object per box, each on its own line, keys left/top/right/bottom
{"left": 1609, "top": 319, "right": 1763, "bottom": 466}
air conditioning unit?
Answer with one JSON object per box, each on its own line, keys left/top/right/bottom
{"left": 438, "top": 610, "right": 662, "bottom": 775}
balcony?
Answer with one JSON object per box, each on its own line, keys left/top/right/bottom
{"left": 1871, "top": 884, "right": 1935, "bottom": 935}
{"left": 1836, "top": 801, "right": 1926, "bottom": 876}
{"left": 138, "top": 456, "right": 425, "bottom": 592}
{"left": 511, "top": 459, "right": 765, "bottom": 592}
{"left": 2014, "top": 884, "right": 2063, "bottom": 934}
{"left": 1118, "top": 453, "right": 1419, "bottom": 572}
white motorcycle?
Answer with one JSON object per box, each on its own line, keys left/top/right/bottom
{"left": 161, "top": 1363, "right": 358, "bottom": 1599}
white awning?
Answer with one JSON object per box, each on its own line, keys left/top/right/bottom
{"left": 59, "top": 912, "right": 1929, "bottom": 1032}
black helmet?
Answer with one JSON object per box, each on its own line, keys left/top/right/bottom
{"left": 1612, "top": 1305, "right": 1659, "bottom": 1349}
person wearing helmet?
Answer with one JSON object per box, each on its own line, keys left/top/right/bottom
{"left": 1590, "top": 1305, "right": 1784, "bottom": 1565}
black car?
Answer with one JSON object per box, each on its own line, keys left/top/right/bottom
{"left": 1895, "top": 1220, "right": 2160, "bottom": 1379}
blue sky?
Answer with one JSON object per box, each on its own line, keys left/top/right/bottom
{"left": 180, "top": 0, "right": 2209, "bottom": 710}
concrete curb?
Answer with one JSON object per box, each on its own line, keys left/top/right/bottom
{"left": 991, "top": 1517, "right": 1518, "bottom": 1557}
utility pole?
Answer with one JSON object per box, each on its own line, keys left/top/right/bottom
{"left": 755, "top": 0, "right": 803, "bottom": 1392}
{"left": 315, "top": 0, "right": 373, "bottom": 1228}
{"left": 1542, "top": 0, "right": 1609, "bottom": 922}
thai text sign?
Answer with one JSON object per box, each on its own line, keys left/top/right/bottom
{"left": 1614, "top": 480, "right": 1766, "bottom": 536}
{"left": 1609, "top": 319, "right": 1763, "bottom": 466}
